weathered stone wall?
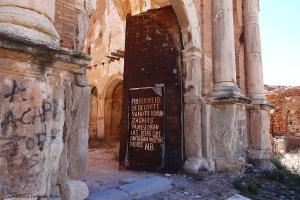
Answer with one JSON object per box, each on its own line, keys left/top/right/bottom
{"left": 0, "top": 40, "right": 91, "bottom": 199}
{"left": 0, "top": 63, "right": 66, "bottom": 197}
{"left": 0, "top": 0, "right": 92, "bottom": 198}
{"left": 266, "top": 86, "right": 300, "bottom": 149}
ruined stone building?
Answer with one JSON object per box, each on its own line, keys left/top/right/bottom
{"left": 266, "top": 86, "right": 300, "bottom": 150}
{"left": 0, "top": 0, "right": 272, "bottom": 199}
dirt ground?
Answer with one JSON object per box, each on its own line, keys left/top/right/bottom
{"left": 82, "top": 142, "right": 300, "bottom": 200}
{"left": 82, "top": 141, "right": 239, "bottom": 199}
{"left": 82, "top": 141, "right": 159, "bottom": 193}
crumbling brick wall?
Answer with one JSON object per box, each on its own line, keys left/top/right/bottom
{"left": 55, "top": 0, "right": 76, "bottom": 49}
{"left": 266, "top": 86, "right": 300, "bottom": 148}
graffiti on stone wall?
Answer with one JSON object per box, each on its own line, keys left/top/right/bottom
{"left": 238, "top": 119, "right": 247, "bottom": 135}
{"left": 4, "top": 80, "right": 27, "bottom": 102}
{"left": 0, "top": 79, "right": 59, "bottom": 196}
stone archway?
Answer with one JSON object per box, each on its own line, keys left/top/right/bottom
{"left": 111, "top": 0, "right": 204, "bottom": 172}
{"left": 166, "top": 0, "right": 204, "bottom": 173}
{"left": 103, "top": 74, "right": 123, "bottom": 140}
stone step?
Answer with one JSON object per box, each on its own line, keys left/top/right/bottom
{"left": 87, "top": 189, "right": 130, "bottom": 200}
{"left": 227, "top": 194, "right": 252, "bottom": 200}
{"left": 119, "top": 176, "right": 173, "bottom": 199}
{"left": 87, "top": 176, "right": 173, "bottom": 200}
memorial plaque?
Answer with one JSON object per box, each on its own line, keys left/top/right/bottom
{"left": 120, "top": 6, "right": 184, "bottom": 172}
{"left": 127, "top": 86, "right": 165, "bottom": 170}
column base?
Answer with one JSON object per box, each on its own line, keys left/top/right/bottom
{"left": 247, "top": 149, "right": 276, "bottom": 171}
{"left": 249, "top": 95, "right": 268, "bottom": 105}
{"left": 247, "top": 149, "right": 271, "bottom": 160}
{"left": 210, "top": 102, "right": 249, "bottom": 172}
{"left": 248, "top": 108, "right": 272, "bottom": 159}
{"left": 183, "top": 157, "right": 208, "bottom": 174}
{"left": 247, "top": 90, "right": 274, "bottom": 105}
{"left": 215, "top": 157, "right": 246, "bottom": 172}
{"left": 210, "top": 82, "right": 250, "bottom": 102}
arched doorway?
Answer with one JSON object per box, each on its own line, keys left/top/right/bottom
{"left": 103, "top": 75, "right": 123, "bottom": 141}
{"left": 89, "top": 87, "right": 99, "bottom": 139}
{"left": 109, "top": 82, "right": 123, "bottom": 140}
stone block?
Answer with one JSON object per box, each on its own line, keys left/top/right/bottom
{"left": 119, "top": 176, "right": 173, "bottom": 199}
{"left": 76, "top": 74, "right": 89, "bottom": 87}
{"left": 87, "top": 189, "right": 130, "bottom": 200}
{"left": 227, "top": 194, "right": 251, "bottom": 200}
{"left": 272, "top": 136, "right": 287, "bottom": 155}
{"left": 211, "top": 103, "right": 248, "bottom": 171}
{"left": 183, "top": 157, "right": 208, "bottom": 174}
{"left": 63, "top": 180, "right": 89, "bottom": 200}
{"left": 215, "top": 157, "right": 245, "bottom": 172}
{"left": 249, "top": 109, "right": 271, "bottom": 150}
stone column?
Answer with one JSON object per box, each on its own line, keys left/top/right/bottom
{"left": 0, "top": 0, "right": 59, "bottom": 45}
{"left": 244, "top": 0, "right": 272, "bottom": 162}
{"left": 210, "top": 0, "right": 251, "bottom": 172}
{"left": 182, "top": 47, "right": 208, "bottom": 173}
{"left": 244, "top": 0, "right": 266, "bottom": 104}
{"left": 211, "top": 0, "right": 242, "bottom": 98}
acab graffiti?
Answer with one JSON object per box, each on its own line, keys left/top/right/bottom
{"left": 1, "top": 80, "right": 58, "bottom": 135}
{"left": 0, "top": 100, "right": 57, "bottom": 135}
{"left": 0, "top": 79, "right": 60, "bottom": 195}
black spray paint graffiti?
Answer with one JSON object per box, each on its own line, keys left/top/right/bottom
{"left": 0, "top": 132, "right": 47, "bottom": 159}
{"left": 1, "top": 80, "right": 58, "bottom": 135}
{"left": 0, "top": 100, "right": 58, "bottom": 135}
{"left": 50, "top": 128, "right": 58, "bottom": 140}
{"left": 5, "top": 153, "right": 41, "bottom": 171}
{"left": 0, "top": 80, "right": 60, "bottom": 190}
{"left": 4, "top": 80, "right": 27, "bottom": 102}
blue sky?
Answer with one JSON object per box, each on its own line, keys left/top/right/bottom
{"left": 260, "top": 0, "right": 300, "bottom": 86}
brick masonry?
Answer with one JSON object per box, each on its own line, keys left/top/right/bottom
{"left": 55, "top": 0, "right": 76, "bottom": 49}
{"left": 266, "top": 86, "right": 300, "bottom": 148}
